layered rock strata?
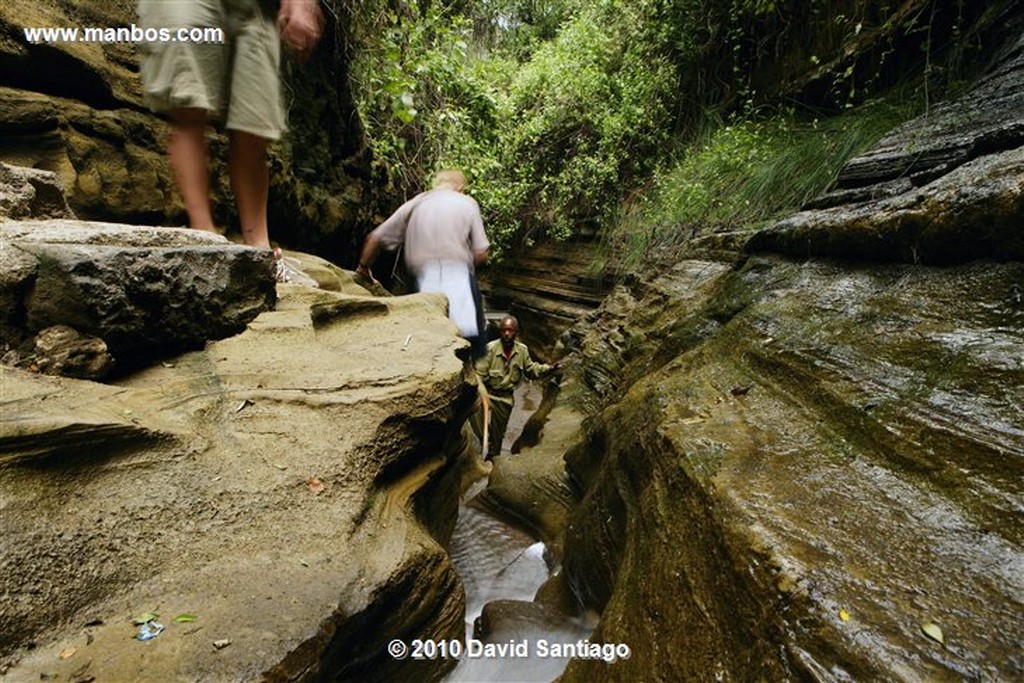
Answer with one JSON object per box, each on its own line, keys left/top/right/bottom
{"left": 492, "top": 13, "right": 1024, "bottom": 682}
{"left": 1, "top": 257, "right": 478, "bottom": 681}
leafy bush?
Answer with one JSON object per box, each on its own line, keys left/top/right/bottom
{"left": 346, "top": 0, "right": 502, "bottom": 196}
{"left": 452, "top": 0, "right": 679, "bottom": 257}
{"left": 343, "top": 0, "right": 966, "bottom": 263}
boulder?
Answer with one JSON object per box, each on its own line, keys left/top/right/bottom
{"left": 0, "top": 162, "right": 75, "bottom": 220}
{"left": 1, "top": 219, "right": 277, "bottom": 371}
{"left": 31, "top": 324, "right": 112, "bottom": 379}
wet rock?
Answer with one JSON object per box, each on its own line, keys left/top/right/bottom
{"left": 474, "top": 398, "right": 583, "bottom": 559}
{"left": 558, "top": 257, "right": 1024, "bottom": 682}
{"left": 475, "top": 599, "right": 578, "bottom": 641}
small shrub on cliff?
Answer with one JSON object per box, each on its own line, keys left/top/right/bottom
{"left": 607, "top": 95, "right": 921, "bottom": 271}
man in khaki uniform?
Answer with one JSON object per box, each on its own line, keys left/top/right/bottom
{"left": 137, "top": 0, "right": 322, "bottom": 284}
{"left": 473, "top": 315, "right": 558, "bottom": 460}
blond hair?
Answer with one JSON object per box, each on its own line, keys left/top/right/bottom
{"left": 432, "top": 169, "right": 466, "bottom": 191}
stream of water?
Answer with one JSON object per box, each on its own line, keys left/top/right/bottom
{"left": 445, "top": 505, "right": 591, "bottom": 682}
{"left": 443, "top": 380, "right": 592, "bottom": 682}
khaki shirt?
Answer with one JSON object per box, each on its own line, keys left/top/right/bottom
{"left": 475, "top": 339, "right": 552, "bottom": 398}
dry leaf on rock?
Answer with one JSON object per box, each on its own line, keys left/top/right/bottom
{"left": 921, "top": 621, "right": 945, "bottom": 645}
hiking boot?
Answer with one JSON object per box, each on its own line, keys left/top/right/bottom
{"left": 273, "top": 248, "right": 319, "bottom": 288}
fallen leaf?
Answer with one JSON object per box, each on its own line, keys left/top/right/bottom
{"left": 299, "top": 558, "right": 309, "bottom": 567}
{"left": 173, "top": 614, "right": 198, "bottom": 623}
{"left": 921, "top": 621, "right": 945, "bottom": 645}
{"left": 132, "top": 611, "right": 159, "bottom": 625}
{"left": 235, "top": 399, "right": 253, "bottom": 413}
{"left": 274, "top": 463, "right": 288, "bottom": 471}
{"left": 307, "top": 476, "right": 325, "bottom": 494}
{"left": 59, "top": 646, "right": 77, "bottom": 659}
{"left": 838, "top": 609, "right": 850, "bottom": 622}
{"left": 213, "top": 639, "right": 232, "bottom": 650}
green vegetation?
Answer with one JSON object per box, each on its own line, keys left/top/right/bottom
{"left": 607, "top": 96, "right": 923, "bottom": 271}
{"left": 341, "top": 0, "right": 969, "bottom": 268}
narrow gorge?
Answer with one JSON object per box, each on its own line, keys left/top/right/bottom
{"left": 2, "top": 1, "right": 1022, "bottom": 681}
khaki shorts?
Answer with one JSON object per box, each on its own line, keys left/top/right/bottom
{"left": 137, "top": 0, "right": 284, "bottom": 140}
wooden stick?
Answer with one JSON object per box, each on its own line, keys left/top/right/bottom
{"left": 480, "top": 386, "right": 491, "bottom": 459}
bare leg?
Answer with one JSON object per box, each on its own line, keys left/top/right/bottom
{"left": 229, "top": 130, "right": 271, "bottom": 249}
{"left": 168, "top": 108, "right": 217, "bottom": 232}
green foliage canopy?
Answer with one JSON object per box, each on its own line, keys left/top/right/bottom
{"left": 344, "top": 0, "right": 964, "bottom": 264}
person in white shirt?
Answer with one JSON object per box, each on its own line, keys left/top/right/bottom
{"left": 356, "top": 169, "right": 490, "bottom": 356}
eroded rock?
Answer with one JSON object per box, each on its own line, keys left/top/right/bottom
{"left": 0, "top": 163, "right": 75, "bottom": 220}
{"left": 0, "top": 286, "right": 476, "bottom": 682}
{"left": 555, "top": 257, "right": 1024, "bottom": 682}
{"left": 32, "top": 324, "right": 112, "bottom": 379}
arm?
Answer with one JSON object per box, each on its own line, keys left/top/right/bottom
{"left": 356, "top": 195, "right": 419, "bottom": 282}
{"left": 473, "top": 248, "right": 489, "bottom": 267}
{"left": 355, "top": 232, "right": 381, "bottom": 283}
{"left": 521, "top": 347, "right": 554, "bottom": 380}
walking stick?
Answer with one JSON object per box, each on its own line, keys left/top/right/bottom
{"left": 480, "top": 385, "right": 491, "bottom": 459}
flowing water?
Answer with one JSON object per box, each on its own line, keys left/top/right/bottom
{"left": 445, "top": 505, "right": 592, "bottom": 682}
{"left": 444, "top": 381, "right": 592, "bottom": 682}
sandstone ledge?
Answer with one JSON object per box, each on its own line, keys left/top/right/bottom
{"left": 1, "top": 283, "right": 476, "bottom": 681}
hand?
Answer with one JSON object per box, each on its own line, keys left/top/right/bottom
{"left": 278, "top": 0, "right": 324, "bottom": 60}
{"left": 355, "top": 263, "right": 378, "bottom": 285}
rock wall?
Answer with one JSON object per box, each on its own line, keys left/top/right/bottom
{"left": 555, "top": 256, "right": 1022, "bottom": 681}
{"left": 496, "top": 9, "right": 1024, "bottom": 682}
{"left": 481, "top": 235, "right": 611, "bottom": 361}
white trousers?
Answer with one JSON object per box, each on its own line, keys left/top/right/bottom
{"left": 416, "top": 260, "right": 479, "bottom": 338}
